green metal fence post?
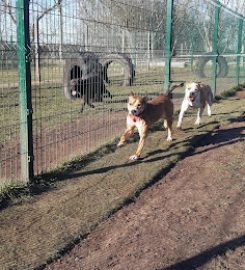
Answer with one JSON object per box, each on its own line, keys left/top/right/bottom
{"left": 16, "top": 0, "right": 34, "bottom": 182}
{"left": 163, "top": 0, "right": 173, "bottom": 93}
{"left": 212, "top": 2, "right": 220, "bottom": 96}
{"left": 190, "top": 31, "right": 196, "bottom": 72}
{"left": 236, "top": 18, "right": 243, "bottom": 86}
{"left": 132, "top": 31, "right": 137, "bottom": 68}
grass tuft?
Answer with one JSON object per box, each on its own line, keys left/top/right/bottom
{"left": 215, "top": 84, "right": 245, "bottom": 101}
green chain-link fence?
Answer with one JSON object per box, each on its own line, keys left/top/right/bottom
{"left": 0, "top": 0, "right": 244, "bottom": 186}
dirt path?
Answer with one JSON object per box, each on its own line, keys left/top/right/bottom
{"left": 46, "top": 116, "right": 245, "bottom": 270}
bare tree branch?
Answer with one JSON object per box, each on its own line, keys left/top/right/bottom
{"left": 37, "top": 0, "right": 63, "bottom": 21}
{"left": 1, "top": 0, "right": 16, "bottom": 23}
{"left": 0, "top": 0, "right": 64, "bottom": 24}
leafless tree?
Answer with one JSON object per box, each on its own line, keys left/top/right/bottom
{"left": 1, "top": 0, "right": 63, "bottom": 81}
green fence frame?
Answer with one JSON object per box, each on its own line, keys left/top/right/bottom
{"left": 14, "top": 0, "right": 244, "bottom": 183}
{"left": 163, "top": 0, "right": 173, "bottom": 92}
{"left": 163, "top": 0, "right": 245, "bottom": 95}
{"left": 236, "top": 18, "right": 244, "bottom": 85}
{"left": 212, "top": 3, "right": 220, "bottom": 96}
{"left": 16, "top": 0, "right": 34, "bottom": 182}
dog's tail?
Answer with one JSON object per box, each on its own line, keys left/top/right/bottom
{"left": 166, "top": 82, "right": 184, "bottom": 98}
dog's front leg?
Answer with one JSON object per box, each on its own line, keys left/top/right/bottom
{"left": 117, "top": 124, "right": 135, "bottom": 147}
{"left": 207, "top": 94, "right": 212, "bottom": 116}
{"left": 195, "top": 106, "right": 204, "bottom": 125}
{"left": 80, "top": 99, "right": 85, "bottom": 113}
{"left": 165, "top": 119, "right": 173, "bottom": 141}
{"left": 177, "top": 99, "right": 189, "bottom": 128}
{"left": 130, "top": 128, "right": 148, "bottom": 161}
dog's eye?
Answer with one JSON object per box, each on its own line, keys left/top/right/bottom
{"left": 129, "top": 103, "right": 132, "bottom": 106}
{"left": 137, "top": 104, "right": 141, "bottom": 107}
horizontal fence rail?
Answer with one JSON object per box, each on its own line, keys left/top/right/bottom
{"left": 0, "top": 0, "right": 244, "bottom": 186}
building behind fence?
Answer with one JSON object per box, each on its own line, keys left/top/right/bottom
{"left": 0, "top": 0, "right": 244, "bottom": 185}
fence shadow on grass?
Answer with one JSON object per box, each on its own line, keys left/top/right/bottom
{"left": 0, "top": 120, "right": 224, "bottom": 210}
{"left": 55, "top": 136, "right": 190, "bottom": 179}
{"left": 1, "top": 115, "right": 243, "bottom": 210}
{"left": 162, "top": 234, "right": 245, "bottom": 270}
{"left": 26, "top": 115, "right": 245, "bottom": 201}
{"left": 189, "top": 116, "right": 245, "bottom": 157}
{"left": 50, "top": 122, "right": 222, "bottom": 197}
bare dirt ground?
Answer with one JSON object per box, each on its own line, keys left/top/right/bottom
{"left": 46, "top": 115, "right": 245, "bottom": 270}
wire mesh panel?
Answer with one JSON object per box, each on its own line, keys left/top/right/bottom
{"left": 243, "top": 22, "right": 245, "bottom": 78}
{"left": 0, "top": 1, "right": 22, "bottom": 186}
{"left": 216, "top": 5, "right": 242, "bottom": 94}
{"left": 28, "top": 0, "right": 167, "bottom": 175}
{"left": 171, "top": 0, "right": 245, "bottom": 95}
{"left": 171, "top": 0, "right": 216, "bottom": 88}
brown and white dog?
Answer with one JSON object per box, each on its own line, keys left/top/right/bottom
{"left": 177, "top": 82, "right": 213, "bottom": 128}
{"left": 118, "top": 83, "right": 183, "bottom": 160}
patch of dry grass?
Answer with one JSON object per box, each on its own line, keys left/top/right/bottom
{"left": 0, "top": 97, "right": 244, "bottom": 270}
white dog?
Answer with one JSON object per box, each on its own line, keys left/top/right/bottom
{"left": 177, "top": 82, "right": 213, "bottom": 128}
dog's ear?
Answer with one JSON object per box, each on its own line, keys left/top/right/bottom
{"left": 196, "top": 82, "right": 202, "bottom": 89}
{"left": 179, "top": 82, "right": 186, "bottom": 89}
{"left": 179, "top": 82, "right": 185, "bottom": 88}
{"left": 128, "top": 91, "right": 134, "bottom": 97}
{"left": 142, "top": 96, "right": 148, "bottom": 104}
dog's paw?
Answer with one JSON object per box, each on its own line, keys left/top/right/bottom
{"left": 176, "top": 122, "right": 182, "bottom": 128}
{"left": 129, "top": 155, "right": 139, "bottom": 161}
{"left": 117, "top": 142, "right": 124, "bottom": 148}
{"left": 167, "top": 137, "right": 172, "bottom": 142}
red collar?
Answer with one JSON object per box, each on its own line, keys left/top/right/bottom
{"left": 130, "top": 114, "right": 140, "bottom": 122}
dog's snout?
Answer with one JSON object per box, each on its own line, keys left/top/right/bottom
{"left": 131, "top": 109, "right": 137, "bottom": 116}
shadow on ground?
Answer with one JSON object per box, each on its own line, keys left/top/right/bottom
{"left": 163, "top": 235, "right": 245, "bottom": 270}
